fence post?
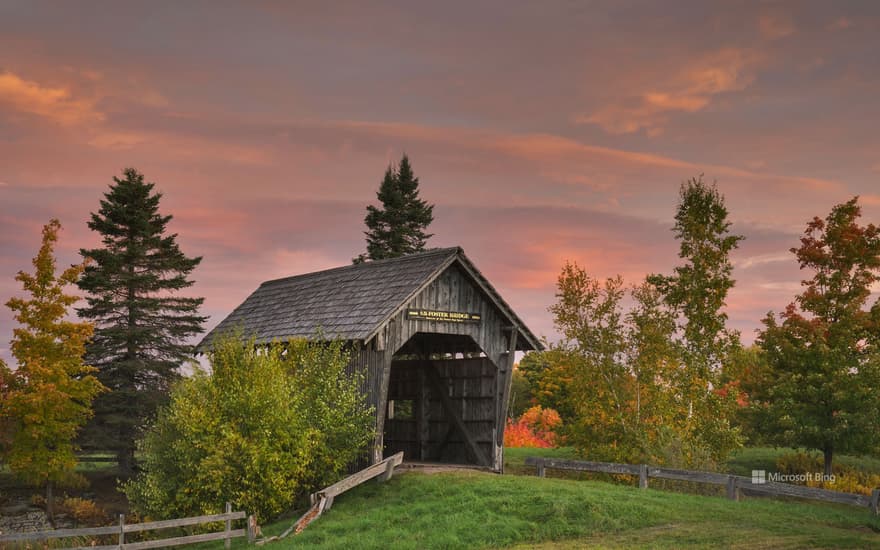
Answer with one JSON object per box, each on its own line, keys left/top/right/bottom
{"left": 726, "top": 475, "right": 739, "bottom": 501}
{"left": 224, "top": 502, "right": 232, "bottom": 550}
{"left": 638, "top": 464, "right": 648, "bottom": 489}
{"left": 247, "top": 514, "right": 257, "bottom": 544}
{"left": 379, "top": 457, "right": 395, "bottom": 482}
{"left": 871, "top": 489, "right": 879, "bottom": 516}
{"left": 118, "top": 513, "right": 125, "bottom": 548}
{"left": 536, "top": 457, "right": 545, "bottom": 478}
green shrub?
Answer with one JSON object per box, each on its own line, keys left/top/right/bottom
{"left": 123, "top": 334, "right": 374, "bottom": 522}
{"left": 776, "top": 451, "right": 880, "bottom": 496}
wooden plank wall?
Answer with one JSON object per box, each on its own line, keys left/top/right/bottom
{"left": 347, "top": 262, "right": 517, "bottom": 469}
{"left": 345, "top": 344, "right": 386, "bottom": 471}
{"left": 384, "top": 358, "right": 496, "bottom": 464}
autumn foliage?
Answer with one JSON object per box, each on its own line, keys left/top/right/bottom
{"left": 0, "top": 220, "right": 105, "bottom": 522}
{"left": 756, "top": 197, "right": 880, "bottom": 476}
{"left": 505, "top": 406, "right": 562, "bottom": 448}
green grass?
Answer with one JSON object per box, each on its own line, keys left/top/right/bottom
{"left": 6, "top": 447, "right": 880, "bottom": 548}
{"left": 195, "top": 470, "right": 878, "bottom": 550}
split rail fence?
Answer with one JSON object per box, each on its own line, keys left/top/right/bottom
{"left": 0, "top": 502, "right": 256, "bottom": 549}
{"left": 525, "top": 456, "right": 880, "bottom": 515}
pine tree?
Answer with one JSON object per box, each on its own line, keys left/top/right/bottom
{"left": 356, "top": 155, "right": 434, "bottom": 262}
{"left": 2, "top": 220, "right": 105, "bottom": 523}
{"left": 77, "top": 168, "right": 206, "bottom": 473}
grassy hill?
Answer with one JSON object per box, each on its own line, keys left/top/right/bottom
{"left": 206, "top": 469, "right": 878, "bottom": 549}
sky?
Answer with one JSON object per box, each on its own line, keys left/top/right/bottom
{"left": 2, "top": 1, "right": 880, "bottom": 365}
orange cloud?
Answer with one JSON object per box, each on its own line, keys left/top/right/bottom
{"left": 576, "top": 49, "right": 762, "bottom": 136}
{"left": 0, "top": 71, "right": 104, "bottom": 125}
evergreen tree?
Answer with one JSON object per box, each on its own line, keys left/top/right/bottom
{"left": 356, "top": 155, "right": 434, "bottom": 262}
{"left": 2, "top": 220, "right": 104, "bottom": 523}
{"left": 78, "top": 168, "right": 206, "bottom": 473}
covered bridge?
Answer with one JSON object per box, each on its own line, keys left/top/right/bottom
{"left": 199, "top": 247, "right": 542, "bottom": 472}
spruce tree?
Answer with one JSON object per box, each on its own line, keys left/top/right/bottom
{"left": 356, "top": 155, "right": 434, "bottom": 262}
{"left": 78, "top": 168, "right": 206, "bottom": 473}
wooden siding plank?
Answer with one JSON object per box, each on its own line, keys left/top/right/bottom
{"left": 425, "top": 362, "right": 490, "bottom": 467}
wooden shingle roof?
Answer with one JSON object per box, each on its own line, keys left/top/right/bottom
{"left": 199, "top": 247, "right": 541, "bottom": 351}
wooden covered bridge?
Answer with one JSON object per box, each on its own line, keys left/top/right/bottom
{"left": 200, "top": 247, "right": 542, "bottom": 472}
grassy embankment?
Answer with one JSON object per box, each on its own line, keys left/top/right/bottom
{"left": 193, "top": 446, "right": 880, "bottom": 549}
{"left": 5, "top": 448, "right": 879, "bottom": 548}
{"left": 199, "top": 467, "right": 878, "bottom": 549}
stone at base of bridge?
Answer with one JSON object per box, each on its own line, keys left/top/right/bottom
{"left": 0, "top": 507, "right": 76, "bottom": 535}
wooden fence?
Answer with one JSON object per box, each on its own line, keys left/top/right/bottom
{"left": 0, "top": 502, "right": 256, "bottom": 549}
{"left": 261, "top": 451, "right": 405, "bottom": 543}
{"left": 525, "top": 456, "right": 880, "bottom": 515}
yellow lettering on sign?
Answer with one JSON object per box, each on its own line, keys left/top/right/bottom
{"left": 406, "top": 309, "right": 482, "bottom": 323}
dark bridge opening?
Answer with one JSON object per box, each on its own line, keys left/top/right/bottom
{"left": 382, "top": 333, "right": 498, "bottom": 467}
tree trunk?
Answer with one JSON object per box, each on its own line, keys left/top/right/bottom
{"left": 46, "top": 481, "right": 55, "bottom": 527}
{"left": 118, "top": 446, "right": 135, "bottom": 476}
{"left": 823, "top": 445, "right": 833, "bottom": 478}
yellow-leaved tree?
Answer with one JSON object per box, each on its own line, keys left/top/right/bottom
{"left": 1, "top": 219, "right": 105, "bottom": 524}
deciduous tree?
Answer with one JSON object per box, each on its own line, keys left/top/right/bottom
{"left": 624, "top": 281, "right": 681, "bottom": 462}
{"left": 757, "top": 197, "right": 880, "bottom": 476}
{"left": 648, "top": 176, "right": 744, "bottom": 464}
{"left": 1, "top": 220, "right": 105, "bottom": 523}
{"left": 550, "top": 266, "right": 631, "bottom": 459}
{"left": 124, "top": 334, "right": 374, "bottom": 522}
{"left": 517, "top": 349, "right": 577, "bottom": 422}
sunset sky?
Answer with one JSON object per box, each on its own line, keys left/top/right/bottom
{"left": 2, "top": 1, "right": 880, "bottom": 364}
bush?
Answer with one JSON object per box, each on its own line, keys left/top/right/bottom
{"left": 123, "top": 334, "right": 374, "bottom": 522}
{"left": 504, "top": 406, "right": 562, "bottom": 448}
{"left": 59, "top": 497, "right": 107, "bottom": 526}
{"left": 776, "top": 451, "right": 880, "bottom": 496}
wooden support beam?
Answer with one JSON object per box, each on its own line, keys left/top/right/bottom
{"left": 373, "top": 347, "right": 395, "bottom": 464}
{"left": 432, "top": 423, "right": 455, "bottom": 460}
{"left": 314, "top": 451, "right": 404, "bottom": 512}
{"left": 417, "top": 364, "right": 429, "bottom": 461}
{"left": 425, "top": 362, "right": 490, "bottom": 467}
{"left": 497, "top": 329, "right": 518, "bottom": 434}
{"left": 495, "top": 328, "right": 518, "bottom": 471}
